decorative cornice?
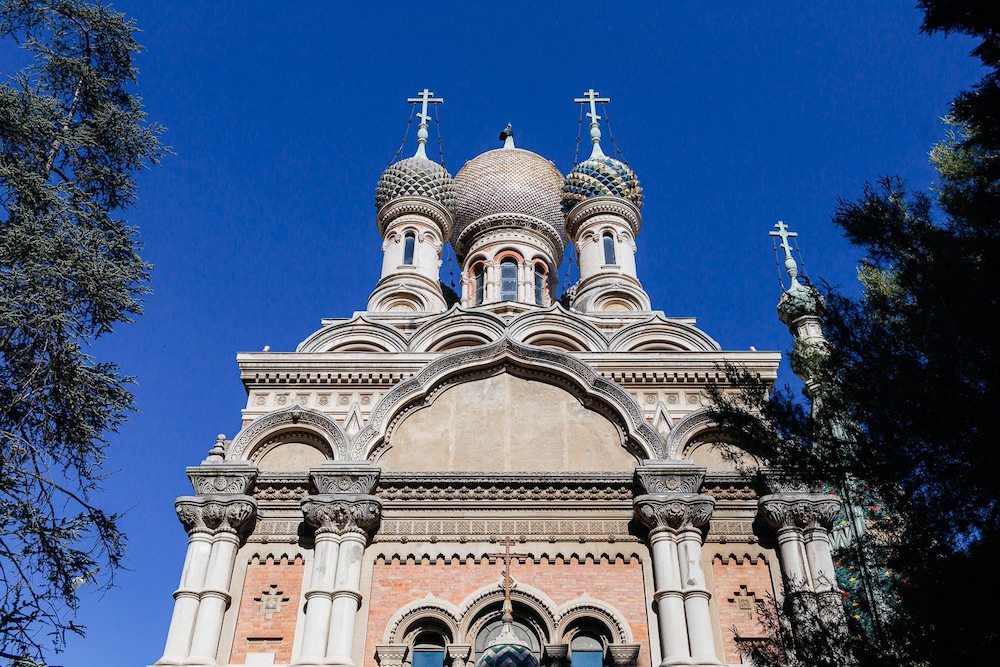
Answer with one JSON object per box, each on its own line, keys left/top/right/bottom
{"left": 378, "top": 472, "right": 633, "bottom": 503}
{"left": 758, "top": 493, "right": 842, "bottom": 531}
{"left": 187, "top": 463, "right": 257, "bottom": 495}
{"left": 565, "top": 196, "right": 642, "bottom": 239}
{"left": 377, "top": 196, "right": 454, "bottom": 239}
{"left": 301, "top": 493, "right": 383, "bottom": 537}
{"left": 175, "top": 495, "right": 257, "bottom": 536}
{"left": 633, "top": 493, "right": 715, "bottom": 534}
{"left": 454, "top": 212, "right": 565, "bottom": 260}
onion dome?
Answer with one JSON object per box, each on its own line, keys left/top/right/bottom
{"left": 476, "top": 625, "right": 538, "bottom": 667}
{"left": 777, "top": 279, "right": 825, "bottom": 326}
{"left": 452, "top": 131, "right": 566, "bottom": 257}
{"left": 561, "top": 155, "right": 643, "bottom": 213}
{"left": 374, "top": 156, "right": 457, "bottom": 213}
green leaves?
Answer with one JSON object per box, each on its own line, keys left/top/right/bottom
{"left": 0, "top": 1, "right": 163, "bottom": 663}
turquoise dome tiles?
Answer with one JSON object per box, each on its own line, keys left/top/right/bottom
{"left": 561, "top": 156, "right": 643, "bottom": 213}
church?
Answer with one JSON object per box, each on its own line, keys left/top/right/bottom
{"left": 152, "top": 90, "right": 844, "bottom": 667}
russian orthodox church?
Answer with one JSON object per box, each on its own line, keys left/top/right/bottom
{"left": 152, "top": 90, "right": 846, "bottom": 667}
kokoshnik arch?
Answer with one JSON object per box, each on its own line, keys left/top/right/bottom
{"left": 152, "top": 89, "right": 846, "bottom": 667}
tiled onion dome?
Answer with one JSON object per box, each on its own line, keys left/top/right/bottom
{"left": 453, "top": 148, "right": 567, "bottom": 247}
{"left": 561, "top": 156, "right": 643, "bottom": 213}
{"left": 375, "top": 156, "right": 457, "bottom": 212}
{"left": 777, "top": 280, "right": 825, "bottom": 326}
{"left": 476, "top": 634, "right": 538, "bottom": 667}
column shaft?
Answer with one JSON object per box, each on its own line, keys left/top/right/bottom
{"left": 297, "top": 535, "right": 342, "bottom": 665}
{"left": 677, "top": 530, "right": 718, "bottom": 665}
{"left": 649, "top": 532, "right": 690, "bottom": 665}
{"left": 158, "top": 533, "right": 213, "bottom": 664}
{"left": 187, "top": 532, "right": 240, "bottom": 664}
{"left": 327, "top": 533, "right": 367, "bottom": 665}
{"left": 775, "top": 527, "right": 811, "bottom": 593}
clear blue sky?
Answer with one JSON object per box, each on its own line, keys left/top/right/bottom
{"left": 0, "top": 1, "right": 983, "bottom": 665}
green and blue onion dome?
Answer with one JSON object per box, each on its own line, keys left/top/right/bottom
{"left": 476, "top": 624, "right": 538, "bottom": 667}
{"left": 374, "top": 156, "right": 458, "bottom": 213}
{"left": 561, "top": 155, "right": 643, "bottom": 214}
{"left": 777, "top": 279, "right": 825, "bottom": 326}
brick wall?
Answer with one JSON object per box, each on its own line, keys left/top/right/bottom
{"left": 711, "top": 554, "right": 775, "bottom": 664}
{"left": 230, "top": 555, "right": 305, "bottom": 665}
{"left": 364, "top": 556, "right": 651, "bottom": 667}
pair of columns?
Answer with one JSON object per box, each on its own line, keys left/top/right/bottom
{"left": 158, "top": 494, "right": 258, "bottom": 666}
{"left": 758, "top": 492, "right": 846, "bottom": 628}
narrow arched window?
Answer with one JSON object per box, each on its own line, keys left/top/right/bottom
{"left": 533, "top": 265, "right": 546, "bottom": 305}
{"left": 412, "top": 632, "right": 446, "bottom": 667}
{"left": 403, "top": 232, "right": 416, "bottom": 265}
{"left": 474, "top": 265, "right": 485, "bottom": 305}
{"left": 570, "top": 634, "right": 604, "bottom": 667}
{"left": 500, "top": 259, "right": 518, "bottom": 301}
{"left": 602, "top": 232, "right": 616, "bottom": 265}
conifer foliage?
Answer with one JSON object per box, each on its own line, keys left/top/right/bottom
{"left": 709, "top": 1, "right": 999, "bottom": 665}
{"left": 0, "top": 1, "right": 163, "bottom": 663}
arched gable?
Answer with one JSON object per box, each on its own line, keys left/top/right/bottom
{"left": 607, "top": 313, "right": 721, "bottom": 352}
{"left": 351, "top": 337, "right": 664, "bottom": 462}
{"left": 228, "top": 404, "right": 348, "bottom": 463}
{"left": 667, "top": 407, "right": 760, "bottom": 471}
{"left": 407, "top": 307, "right": 506, "bottom": 352}
{"left": 507, "top": 306, "right": 608, "bottom": 352}
{"left": 296, "top": 315, "right": 408, "bottom": 353}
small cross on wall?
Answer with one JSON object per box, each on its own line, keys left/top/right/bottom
{"left": 728, "top": 585, "right": 757, "bottom": 620}
{"left": 255, "top": 584, "right": 290, "bottom": 620}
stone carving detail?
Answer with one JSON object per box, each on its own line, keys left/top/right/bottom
{"left": 374, "top": 518, "right": 636, "bottom": 541}
{"left": 228, "top": 404, "right": 348, "bottom": 461}
{"left": 375, "top": 644, "right": 409, "bottom": 667}
{"left": 187, "top": 464, "right": 256, "bottom": 496}
{"left": 310, "top": 464, "right": 380, "bottom": 495}
{"left": 175, "top": 495, "right": 257, "bottom": 536}
{"left": 446, "top": 644, "right": 471, "bottom": 667}
{"left": 633, "top": 494, "right": 715, "bottom": 534}
{"left": 607, "top": 644, "right": 641, "bottom": 667}
{"left": 758, "top": 493, "right": 842, "bottom": 531}
{"left": 379, "top": 473, "right": 632, "bottom": 502}
{"left": 255, "top": 584, "right": 290, "bottom": 619}
{"left": 247, "top": 519, "right": 303, "bottom": 544}
{"left": 301, "top": 494, "right": 383, "bottom": 537}
{"left": 543, "top": 644, "right": 569, "bottom": 667}
{"left": 635, "top": 464, "right": 705, "bottom": 494}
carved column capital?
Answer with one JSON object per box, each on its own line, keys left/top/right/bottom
{"left": 634, "top": 493, "right": 715, "bottom": 534}
{"left": 175, "top": 495, "right": 257, "bottom": 537}
{"left": 447, "top": 644, "right": 472, "bottom": 667}
{"left": 607, "top": 644, "right": 641, "bottom": 667}
{"left": 543, "top": 644, "right": 569, "bottom": 667}
{"left": 635, "top": 462, "right": 706, "bottom": 494}
{"left": 758, "top": 493, "right": 842, "bottom": 531}
{"left": 187, "top": 463, "right": 257, "bottom": 495}
{"left": 301, "top": 494, "right": 383, "bottom": 538}
{"left": 310, "top": 463, "right": 380, "bottom": 495}
{"left": 375, "top": 644, "right": 409, "bottom": 667}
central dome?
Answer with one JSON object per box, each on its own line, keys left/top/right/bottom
{"left": 452, "top": 147, "right": 566, "bottom": 256}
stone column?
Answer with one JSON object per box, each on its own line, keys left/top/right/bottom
{"left": 296, "top": 464, "right": 382, "bottom": 667}
{"left": 447, "top": 644, "right": 471, "bottom": 667}
{"left": 635, "top": 463, "right": 721, "bottom": 667}
{"left": 543, "top": 644, "right": 568, "bottom": 667}
{"left": 160, "top": 494, "right": 256, "bottom": 666}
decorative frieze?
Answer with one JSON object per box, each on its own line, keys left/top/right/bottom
{"left": 374, "top": 517, "right": 637, "bottom": 542}
{"left": 379, "top": 472, "right": 633, "bottom": 502}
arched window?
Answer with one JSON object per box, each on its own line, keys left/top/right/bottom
{"left": 500, "top": 259, "right": 518, "bottom": 301}
{"left": 412, "top": 631, "right": 446, "bottom": 667}
{"left": 474, "top": 265, "right": 486, "bottom": 305}
{"left": 403, "top": 232, "right": 416, "bottom": 265}
{"left": 602, "top": 232, "right": 616, "bottom": 265}
{"left": 533, "top": 265, "right": 546, "bottom": 305}
{"left": 570, "top": 634, "right": 604, "bottom": 667}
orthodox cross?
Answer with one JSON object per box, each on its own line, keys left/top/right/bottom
{"left": 406, "top": 88, "right": 444, "bottom": 159}
{"left": 574, "top": 88, "right": 611, "bottom": 158}
{"left": 769, "top": 220, "right": 801, "bottom": 286}
{"left": 486, "top": 537, "right": 531, "bottom": 624}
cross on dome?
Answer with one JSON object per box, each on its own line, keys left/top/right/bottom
{"left": 406, "top": 88, "right": 444, "bottom": 159}
{"left": 486, "top": 537, "right": 531, "bottom": 626}
{"left": 574, "top": 88, "right": 611, "bottom": 159}
{"left": 770, "top": 220, "right": 801, "bottom": 286}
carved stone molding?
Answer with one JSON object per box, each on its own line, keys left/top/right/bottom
{"left": 301, "top": 494, "right": 383, "bottom": 537}
{"left": 228, "top": 404, "right": 348, "bottom": 461}
{"left": 376, "top": 196, "right": 454, "bottom": 239}
{"left": 633, "top": 493, "right": 715, "bottom": 534}
{"left": 543, "top": 644, "right": 569, "bottom": 667}
{"left": 175, "top": 495, "right": 257, "bottom": 537}
{"left": 446, "top": 644, "right": 471, "bottom": 667}
{"left": 607, "top": 644, "right": 641, "bottom": 667}
{"left": 187, "top": 463, "right": 257, "bottom": 496}
{"left": 310, "top": 463, "right": 380, "bottom": 495}
{"left": 375, "top": 644, "right": 409, "bottom": 667}
{"left": 758, "top": 493, "right": 842, "bottom": 531}
{"left": 565, "top": 196, "right": 642, "bottom": 239}
{"left": 379, "top": 472, "right": 633, "bottom": 502}
{"left": 454, "top": 212, "right": 565, "bottom": 261}
{"left": 635, "top": 462, "right": 706, "bottom": 495}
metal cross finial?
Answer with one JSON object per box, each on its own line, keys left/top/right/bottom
{"left": 486, "top": 537, "right": 531, "bottom": 626}
{"left": 769, "top": 220, "right": 801, "bottom": 286}
{"left": 406, "top": 88, "right": 444, "bottom": 159}
{"left": 574, "top": 88, "right": 611, "bottom": 159}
